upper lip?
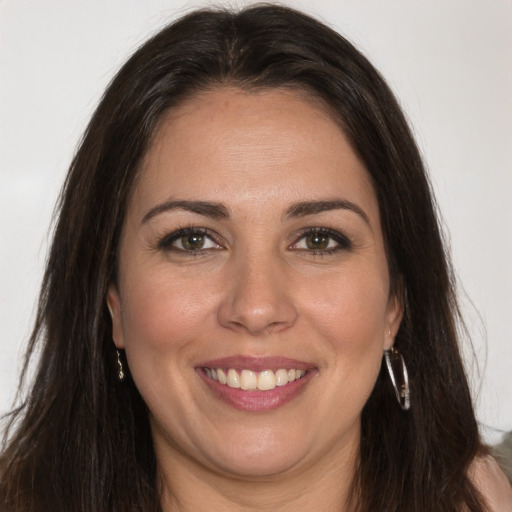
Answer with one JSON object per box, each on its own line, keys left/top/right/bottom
{"left": 197, "top": 355, "right": 315, "bottom": 372}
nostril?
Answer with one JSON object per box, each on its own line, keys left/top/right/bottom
{"left": 217, "top": 296, "right": 298, "bottom": 336}
{"left": 216, "top": 258, "right": 298, "bottom": 335}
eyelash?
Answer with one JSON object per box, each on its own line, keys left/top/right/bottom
{"left": 290, "top": 227, "right": 352, "bottom": 255}
{"left": 156, "top": 226, "right": 352, "bottom": 255}
{"left": 157, "top": 227, "right": 222, "bottom": 254}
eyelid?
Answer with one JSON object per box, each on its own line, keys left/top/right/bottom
{"left": 289, "top": 227, "right": 352, "bottom": 253}
{"left": 157, "top": 227, "right": 224, "bottom": 252}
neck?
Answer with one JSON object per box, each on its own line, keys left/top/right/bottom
{"left": 156, "top": 436, "right": 359, "bottom": 512}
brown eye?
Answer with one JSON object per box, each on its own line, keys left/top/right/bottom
{"left": 158, "top": 228, "right": 221, "bottom": 253}
{"left": 305, "top": 233, "right": 330, "bottom": 250}
{"left": 180, "top": 233, "right": 206, "bottom": 250}
{"left": 291, "top": 228, "right": 352, "bottom": 254}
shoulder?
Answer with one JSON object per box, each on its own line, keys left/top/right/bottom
{"left": 470, "top": 455, "right": 512, "bottom": 512}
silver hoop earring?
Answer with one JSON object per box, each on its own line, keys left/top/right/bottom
{"left": 384, "top": 347, "right": 410, "bottom": 410}
{"left": 116, "top": 350, "right": 125, "bottom": 382}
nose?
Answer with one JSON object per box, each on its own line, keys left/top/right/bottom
{"left": 217, "top": 251, "right": 298, "bottom": 336}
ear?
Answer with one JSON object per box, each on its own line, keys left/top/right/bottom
{"left": 106, "top": 284, "right": 125, "bottom": 349}
{"left": 383, "top": 287, "right": 404, "bottom": 351}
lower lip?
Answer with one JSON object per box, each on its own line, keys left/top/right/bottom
{"left": 197, "top": 369, "right": 316, "bottom": 412}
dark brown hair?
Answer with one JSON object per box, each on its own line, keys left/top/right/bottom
{"left": 1, "top": 4, "right": 485, "bottom": 511}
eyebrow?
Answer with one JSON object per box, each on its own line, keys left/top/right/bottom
{"left": 141, "top": 198, "right": 370, "bottom": 226}
{"left": 141, "top": 200, "right": 230, "bottom": 223}
{"left": 284, "top": 200, "right": 370, "bottom": 225}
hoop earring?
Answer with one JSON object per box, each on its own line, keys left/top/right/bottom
{"left": 116, "top": 350, "right": 125, "bottom": 382}
{"left": 384, "top": 346, "right": 410, "bottom": 410}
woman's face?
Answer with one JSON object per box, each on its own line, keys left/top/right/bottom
{"left": 108, "top": 88, "right": 402, "bottom": 479}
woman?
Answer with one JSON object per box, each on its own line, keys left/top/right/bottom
{"left": 1, "top": 4, "right": 511, "bottom": 511}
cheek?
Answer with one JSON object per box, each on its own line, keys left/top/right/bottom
{"left": 119, "top": 269, "right": 218, "bottom": 353}
{"left": 117, "top": 272, "right": 216, "bottom": 412}
{"left": 301, "top": 266, "right": 389, "bottom": 364}
{"left": 290, "top": 266, "right": 389, "bottom": 435}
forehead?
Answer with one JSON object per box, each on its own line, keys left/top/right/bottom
{"left": 130, "top": 87, "right": 378, "bottom": 221}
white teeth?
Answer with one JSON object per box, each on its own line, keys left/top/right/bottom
{"left": 240, "top": 369, "right": 257, "bottom": 390}
{"left": 227, "top": 368, "right": 240, "bottom": 388}
{"left": 275, "top": 368, "right": 289, "bottom": 387}
{"left": 257, "top": 370, "right": 276, "bottom": 390}
{"left": 204, "top": 367, "right": 307, "bottom": 391}
{"left": 217, "top": 368, "right": 227, "bottom": 385}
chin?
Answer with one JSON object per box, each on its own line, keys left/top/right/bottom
{"left": 201, "top": 429, "right": 307, "bottom": 478}
{"left": 212, "top": 450, "right": 302, "bottom": 479}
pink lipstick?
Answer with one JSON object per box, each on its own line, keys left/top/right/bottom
{"left": 196, "top": 356, "right": 317, "bottom": 412}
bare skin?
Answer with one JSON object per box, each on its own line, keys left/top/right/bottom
{"left": 156, "top": 430, "right": 359, "bottom": 511}
{"left": 471, "top": 456, "right": 512, "bottom": 511}
{"left": 107, "top": 88, "right": 403, "bottom": 511}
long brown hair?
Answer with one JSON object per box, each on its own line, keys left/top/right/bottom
{"left": 1, "top": 5, "right": 485, "bottom": 511}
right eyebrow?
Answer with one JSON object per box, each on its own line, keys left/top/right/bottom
{"left": 141, "top": 200, "right": 230, "bottom": 224}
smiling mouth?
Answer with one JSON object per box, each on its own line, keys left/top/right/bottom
{"left": 203, "top": 367, "right": 307, "bottom": 391}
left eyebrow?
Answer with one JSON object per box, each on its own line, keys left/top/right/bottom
{"left": 284, "top": 199, "right": 370, "bottom": 226}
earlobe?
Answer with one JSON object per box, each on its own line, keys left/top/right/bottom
{"left": 107, "top": 284, "right": 125, "bottom": 349}
{"left": 384, "top": 291, "right": 404, "bottom": 350}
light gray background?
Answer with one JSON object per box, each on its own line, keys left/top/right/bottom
{"left": 1, "top": 0, "right": 511, "bottom": 443}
